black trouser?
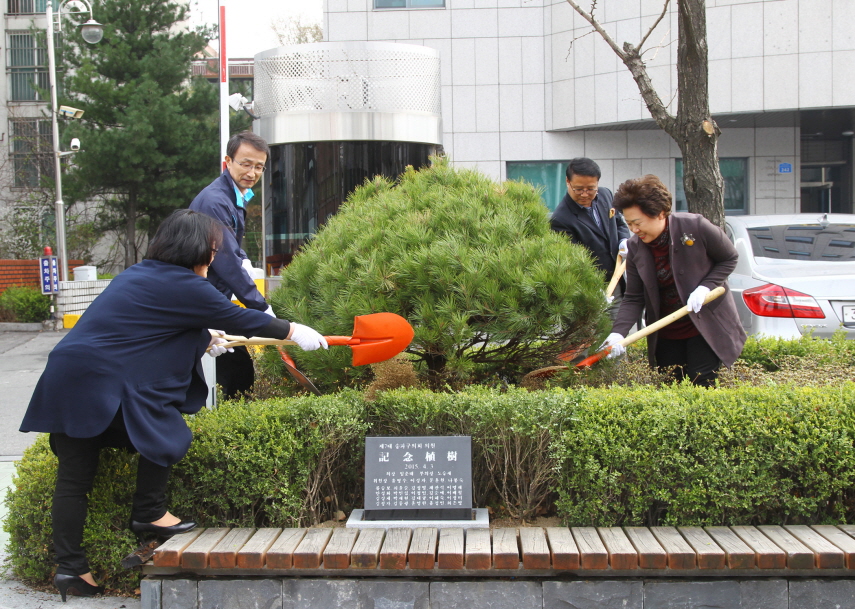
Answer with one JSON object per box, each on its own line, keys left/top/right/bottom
{"left": 215, "top": 345, "right": 255, "bottom": 399}
{"left": 50, "top": 408, "right": 171, "bottom": 576}
{"left": 655, "top": 334, "right": 721, "bottom": 387}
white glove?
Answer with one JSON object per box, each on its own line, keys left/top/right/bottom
{"left": 241, "top": 258, "right": 254, "bottom": 278}
{"left": 289, "top": 323, "right": 329, "bottom": 351}
{"left": 618, "top": 239, "right": 629, "bottom": 258}
{"left": 264, "top": 305, "right": 275, "bottom": 317}
{"left": 687, "top": 285, "right": 711, "bottom": 313}
{"left": 599, "top": 332, "right": 626, "bottom": 359}
{"left": 207, "top": 329, "right": 234, "bottom": 358}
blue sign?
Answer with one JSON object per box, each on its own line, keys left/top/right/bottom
{"left": 39, "top": 256, "right": 58, "bottom": 294}
{"left": 778, "top": 162, "right": 793, "bottom": 174}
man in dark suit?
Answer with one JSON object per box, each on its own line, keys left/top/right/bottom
{"left": 190, "top": 131, "right": 272, "bottom": 398}
{"left": 550, "top": 157, "right": 630, "bottom": 319}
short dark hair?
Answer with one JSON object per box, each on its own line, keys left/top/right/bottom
{"left": 613, "top": 174, "right": 673, "bottom": 218}
{"left": 146, "top": 210, "right": 223, "bottom": 269}
{"left": 226, "top": 131, "right": 269, "bottom": 159}
{"left": 566, "top": 157, "right": 602, "bottom": 181}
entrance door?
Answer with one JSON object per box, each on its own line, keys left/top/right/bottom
{"left": 800, "top": 164, "right": 851, "bottom": 213}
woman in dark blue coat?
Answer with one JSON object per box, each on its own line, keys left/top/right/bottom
{"left": 20, "top": 210, "right": 327, "bottom": 601}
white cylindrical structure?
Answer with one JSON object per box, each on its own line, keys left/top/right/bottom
{"left": 253, "top": 41, "right": 442, "bottom": 145}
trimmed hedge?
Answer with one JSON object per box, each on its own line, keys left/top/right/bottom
{"left": 4, "top": 383, "right": 855, "bottom": 593}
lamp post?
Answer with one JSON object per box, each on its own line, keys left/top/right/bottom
{"left": 46, "top": 0, "right": 103, "bottom": 282}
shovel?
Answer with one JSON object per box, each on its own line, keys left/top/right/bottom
{"left": 605, "top": 254, "right": 626, "bottom": 300}
{"left": 217, "top": 312, "right": 415, "bottom": 367}
{"left": 575, "top": 285, "right": 726, "bottom": 368}
{"left": 523, "top": 286, "right": 725, "bottom": 381}
{"left": 277, "top": 346, "right": 322, "bottom": 395}
{"left": 554, "top": 255, "right": 626, "bottom": 364}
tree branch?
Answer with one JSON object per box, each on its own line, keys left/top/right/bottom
{"left": 638, "top": 0, "right": 671, "bottom": 50}
{"left": 565, "top": 0, "right": 627, "bottom": 61}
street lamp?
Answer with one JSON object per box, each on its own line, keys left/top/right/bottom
{"left": 46, "top": 0, "right": 103, "bottom": 282}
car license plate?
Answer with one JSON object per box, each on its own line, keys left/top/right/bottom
{"left": 844, "top": 305, "right": 855, "bottom": 323}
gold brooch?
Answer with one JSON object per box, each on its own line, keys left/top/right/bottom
{"left": 681, "top": 233, "right": 695, "bottom": 246}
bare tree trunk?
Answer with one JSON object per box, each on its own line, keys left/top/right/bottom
{"left": 566, "top": 0, "right": 726, "bottom": 227}
{"left": 674, "top": 0, "right": 724, "bottom": 228}
{"left": 124, "top": 192, "right": 137, "bottom": 269}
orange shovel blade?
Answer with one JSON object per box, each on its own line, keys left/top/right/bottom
{"left": 575, "top": 347, "right": 611, "bottom": 369}
{"left": 324, "top": 312, "right": 415, "bottom": 366}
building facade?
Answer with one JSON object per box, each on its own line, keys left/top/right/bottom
{"left": 323, "top": 0, "right": 855, "bottom": 215}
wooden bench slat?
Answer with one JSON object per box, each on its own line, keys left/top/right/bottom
{"left": 492, "top": 528, "right": 519, "bottom": 569}
{"left": 757, "top": 525, "right": 814, "bottom": 570}
{"left": 520, "top": 527, "right": 551, "bottom": 570}
{"left": 323, "top": 528, "right": 360, "bottom": 569}
{"left": 437, "top": 528, "right": 465, "bottom": 570}
{"left": 545, "top": 527, "right": 580, "bottom": 570}
{"left": 293, "top": 528, "right": 334, "bottom": 569}
{"left": 814, "top": 526, "right": 855, "bottom": 569}
{"left": 408, "top": 528, "right": 438, "bottom": 569}
{"left": 624, "top": 527, "right": 667, "bottom": 569}
{"left": 837, "top": 524, "right": 855, "bottom": 541}
{"left": 465, "top": 529, "right": 492, "bottom": 570}
{"left": 380, "top": 528, "right": 413, "bottom": 570}
{"left": 570, "top": 527, "right": 608, "bottom": 570}
{"left": 704, "top": 526, "right": 755, "bottom": 569}
{"left": 597, "top": 527, "right": 637, "bottom": 570}
{"left": 678, "top": 527, "right": 726, "bottom": 569}
{"left": 785, "top": 525, "right": 845, "bottom": 569}
{"left": 649, "top": 526, "right": 696, "bottom": 570}
{"left": 350, "top": 527, "right": 385, "bottom": 569}
{"left": 181, "top": 528, "right": 230, "bottom": 569}
{"left": 152, "top": 528, "right": 205, "bottom": 568}
{"left": 236, "top": 528, "right": 282, "bottom": 569}
{"left": 265, "top": 528, "right": 307, "bottom": 569}
{"left": 730, "top": 526, "right": 787, "bottom": 569}
{"left": 209, "top": 527, "right": 256, "bottom": 569}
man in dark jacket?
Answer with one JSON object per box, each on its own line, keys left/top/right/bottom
{"left": 550, "top": 157, "right": 630, "bottom": 319}
{"left": 189, "top": 131, "right": 271, "bottom": 397}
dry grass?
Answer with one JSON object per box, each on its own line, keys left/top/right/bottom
{"left": 364, "top": 354, "right": 421, "bottom": 400}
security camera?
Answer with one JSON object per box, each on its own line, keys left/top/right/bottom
{"left": 70, "top": 138, "right": 81, "bottom": 151}
{"left": 228, "top": 93, "right": 248, "bottom": 112}
{"left": 58, "top": 106, "right": 84, "bottom": 119}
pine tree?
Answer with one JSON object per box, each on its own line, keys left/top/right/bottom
{"left": 271, "top": 158, "right": 611, "bottom": 389}
{"left": 59, "top": 0, "right": 220, "bottom": 268}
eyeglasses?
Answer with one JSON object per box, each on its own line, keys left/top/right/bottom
{"left": 236, "top": 160, "right": 265, "bottom": 173}
{"left": 569, "top": 186, "right": 598, "bottom": 194}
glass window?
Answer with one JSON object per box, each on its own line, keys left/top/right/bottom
{"left": 7, "top": 30, "right": 52, "bottom": 101}
{"left": 375, "top": 0, "right": 443, "bottom": 8}
{"left": 746, "top": 223, "right": 855, "bottom": 261}
{"left": 9, "top": 118, "right": 53, "bottom": 188}
{"left": 7, "top": 0, "right": 51, "bottom": 15}
{"left": 506, "top": 161, "right": 567, "bottom": 213}
{"left": 675, "top": 157, "right": 748, "bottom": 215}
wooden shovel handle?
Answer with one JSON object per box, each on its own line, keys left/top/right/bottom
{"left": 617, "top": 285, "right": 725, "bottom": 348}
{"left": 605, "top": 255, "right": 626, "bottom": 300}
{"left": 576, "top": 285, "right": 726, "bottom": 367}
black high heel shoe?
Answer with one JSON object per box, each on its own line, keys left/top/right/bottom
{"left": 129, "top": 519, "right": 197, "bottom": 539}
{"left": 54, "top": 573, "right": 104, "bottom": 602}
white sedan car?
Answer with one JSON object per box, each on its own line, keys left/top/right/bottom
{"left": 725, "top": 213, "right": 855, "bottom": 339}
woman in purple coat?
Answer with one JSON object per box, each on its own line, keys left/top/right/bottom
{"left": 20, "top": 210, "right": 327, "bottom": 601}
{"left": 600, "top": 175, "right": 746, "bottom": 386}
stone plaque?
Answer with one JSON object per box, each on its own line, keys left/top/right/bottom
{"left": 364, "top": 436, "right": 472, "bottom": 511}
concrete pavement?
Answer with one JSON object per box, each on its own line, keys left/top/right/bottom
{"left": 0, "top": 330, "right": 140, "bottom": 608}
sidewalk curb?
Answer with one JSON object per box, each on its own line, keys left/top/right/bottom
{"left": 0, "top": 322, "right": 53, "bottom": 332}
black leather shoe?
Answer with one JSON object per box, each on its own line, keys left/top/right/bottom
{"left": 129, "top": 519, "right": 197, "bottom": 538}
{"left": 54, "top": 573, "right": 104, "bottom": 602}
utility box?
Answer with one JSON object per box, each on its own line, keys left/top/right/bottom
{"left": 73, "top": 266, "right": 98, "bottom": 281}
